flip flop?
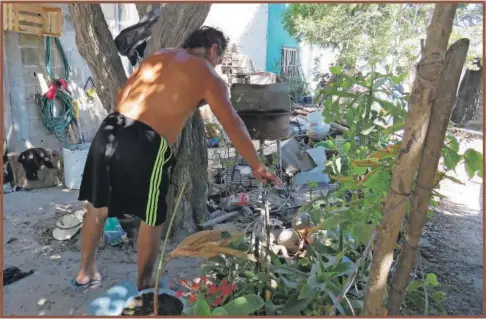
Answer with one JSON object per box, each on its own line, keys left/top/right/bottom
{"left": 71, "top": 273, "right": 102, "bottom": 292}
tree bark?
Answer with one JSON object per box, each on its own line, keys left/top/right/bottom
{"left": 450, "top": 66, "right": 483, "bottom": 125}
{"left": 69, "top": 3, "right": 212, "bottom": 238}
{"left": 363, "top": 4, "right": 458, "bottom": 316}
{"left": 69, "top": 4, "right": 128, "bottom": 112}
{"left": 134, "top": 4, "right": 212, "bottom": 240}
{"left": 387, "top": 38, "right": 469, "bottom": 315}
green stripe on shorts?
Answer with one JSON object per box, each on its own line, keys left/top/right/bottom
{"left": 145, "top": 138, "right": 168, "bottom": 226}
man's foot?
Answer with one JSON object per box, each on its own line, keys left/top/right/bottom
{"left": 72, "top": 272, "right": 102, "bottom": 291}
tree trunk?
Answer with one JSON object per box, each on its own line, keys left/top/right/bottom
{"left": 69, "top": 4, "right": 128, "bottom": 112}
{"left": 134, "top": 4, "right": 212, "bottom": 239}
{"left": 387, "top": 38, "right": 469, "bottom": 315}
{"left": 69, "top": 3, "right": 212, "bottom": 239}
{"left": 363, "top": 4, "right": 457, "bottom": 316}
{"left": 450, "top": 66, "right": 483, "bottom": 125}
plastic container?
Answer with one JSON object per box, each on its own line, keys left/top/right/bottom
{"left": 62, "top": 143, "right": 91, "bottom": 189}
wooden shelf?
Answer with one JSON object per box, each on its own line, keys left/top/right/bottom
{"left": 3, "top": 4, "right": 62, "bottom": 37}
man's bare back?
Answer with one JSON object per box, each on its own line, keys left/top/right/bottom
{"left": 115, "top": 49, "right": 219, "bottom": 145}
{"left": 74, "top": 26, "right": 280, "bottom": 292}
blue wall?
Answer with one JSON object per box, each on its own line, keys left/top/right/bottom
{"left": 266, "top": 4, "right": 299, "bottom": 74}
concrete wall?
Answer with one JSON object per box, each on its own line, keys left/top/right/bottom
{"left": 203, "top": 4, "right": 268, "bottom": 72}
{"left": 266, "top": 4, "right": 299, "bottom": 75}
{"left": 3, "top": 4, "right": 138, "bottom": 154}
{"left": 300, "top": 43, "right": 336, "bottom": 92}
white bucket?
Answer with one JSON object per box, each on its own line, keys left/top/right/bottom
{"left": 62, "top": 143, "right": 91, "bottom": 190}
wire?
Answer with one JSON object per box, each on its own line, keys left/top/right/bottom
{"left": 38, "top": 36, "right": 75, "bottom": 142}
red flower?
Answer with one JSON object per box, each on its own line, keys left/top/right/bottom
{"left": 200, "top": 276, "right": 208, "bottom": 283}
{"left": 192, "top": 282, "right": 200, "bottom": 291}
{"left": 175, "top": 291, "right": 183, "bottom": 298}
{"left": 189, "top": 294, "right": 197, "bottom": 303}
{"left": 213, "top": 298, "right": 222, "bottom": 306}
{"left": 221, "top": 279, "right": 228, "bottom": 286}
{"left": 208, "top": 285, "right": 218, "bottom": 295}
{"left": 220, "top": 285, "right": 232, "bottom": 297}
{"left": 181, "top": 279, "right": 188, "bottom": 286}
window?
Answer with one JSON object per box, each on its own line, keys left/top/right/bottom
{"left": 281, "top": 47, "right": 298, "bottom": 78}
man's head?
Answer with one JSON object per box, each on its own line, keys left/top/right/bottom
{"left": 182, "top": 26, "right": 229, "bottom": 67}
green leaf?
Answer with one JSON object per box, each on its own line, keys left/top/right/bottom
{"left": 363, "top": 168, "right": 391, "bottom": 194}
{"left": 211, "top": 307, "right": 228, "bottom": 316}
{"left": 194, "top": 294, "right": 211, "bottom": 316}
{"left": 407, "top": 279, "right": 422, "bottom": 292}
{"left": 463, "top": 148, "right": 483, "bottom": 179}
{"left": 319, "top": 211, "right": 353, "bottom": 230}
{"left": 342, "top": 142, "right": 351, "bottom": 153}
{"left": 315, "top": 140, "right": 337, "bottom": 150}
{"left": 329, "top": 65, "right": 343, "bottom": 75}
{"left": 443, "top": 174, "right": 465, "bottom": 185}
{"left": 431, "top": 291, "right": 446, "bottom": 302}
{"left": 346, "top": 108, "right": 356, "bottom": 126}
{"left": 353, "top": 222, "right": 373, "bottom": 245}
{"left": 373, "top": 97, "right": 395, "bottom": 112}
{"left": 223, "top": 295, "right": 265, "bottom": 316}
{"left": 447, "top": 135, "right": 460, "bottom": 152}
{"left": 425, "top": 273, "right": 440, "bottom": 287}
{"left": 281, "top": 294, "right": 313, "bottom": 315}
{"left": 274, "top": 266, "right": 308, "bottom": 277}
{"left": 361, "top": 124, "right": 375, "bottom": 136}
{"left": 326, "top": 90, "right": 359, "bottom": 99}
{"left": 325, "top": 280, "right": 346, "bottom": 315}
{"left": 265, "top": 300, "right": 282, "bottom": 315}
{"left": 443, "top": 147, "right": 461, "bottom": 171}
{"left": 298, "top": 283, "right": 314, "bottom": 299}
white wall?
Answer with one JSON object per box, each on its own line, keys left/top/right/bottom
{"left": 300, "top": 43, "right": 336, "bottom": 92}
{"left": 203, "top": 4, "right": 268, "bottom": 72}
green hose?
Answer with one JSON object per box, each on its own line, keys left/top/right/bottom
{"left": 38, "top": 36, "right": 75, "bottom": 142}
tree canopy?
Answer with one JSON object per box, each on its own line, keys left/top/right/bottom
{"left": 282, "top": 3, "right": 482, "bottom": 73}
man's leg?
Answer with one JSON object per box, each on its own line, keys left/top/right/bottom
{"left": 136, "top": 221, "right": 164, "bottom": 290}
{"left": 75, "top": 202, "right": 108, "bottom": 284}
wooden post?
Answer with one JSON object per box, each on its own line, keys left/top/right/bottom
{"left": 363, "top": 4, "right": 458, "bottom": 315}
{"left": 387, "top": 38, "right": 470, "bottom": 315}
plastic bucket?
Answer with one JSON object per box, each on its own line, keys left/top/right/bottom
{"left": 62, "top": 143, "right": 91, "bottom": 189}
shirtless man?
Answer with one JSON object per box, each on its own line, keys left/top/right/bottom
{"left": 73, "top": 26, "right": 280, "bottom": 290}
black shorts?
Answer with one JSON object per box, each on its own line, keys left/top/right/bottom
{"left": 78, "top": 112, "right": 175, "bottom": 226}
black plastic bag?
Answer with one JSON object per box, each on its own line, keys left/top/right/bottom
{"left": 114, "top": 7, "right": 161, "bottom": 66}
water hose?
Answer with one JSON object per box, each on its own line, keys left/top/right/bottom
{"left": 36, "top": 36, "right": 76, "bottom": 142}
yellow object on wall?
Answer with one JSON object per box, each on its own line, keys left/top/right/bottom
{"left": 3, "top": 4, "right": 62, "bottom": 37}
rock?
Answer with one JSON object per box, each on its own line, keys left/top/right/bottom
{"left": 419, "top": 237, "right": 433, "bottom": 249}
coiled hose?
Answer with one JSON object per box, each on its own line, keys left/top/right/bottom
{"left": 36, "top": 36, "right": 75, "bottom": 142}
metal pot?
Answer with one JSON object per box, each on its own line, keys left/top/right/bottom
{"left": 238, "top": 111, "right": 291, "bottom": 140}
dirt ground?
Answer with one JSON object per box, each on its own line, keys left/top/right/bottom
{"left": 3, "top": 135, "right": 483, "bottom": 316}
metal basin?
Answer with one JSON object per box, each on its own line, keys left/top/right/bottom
{"left": 238, "top": 111, "right": 291, "bottom": 141}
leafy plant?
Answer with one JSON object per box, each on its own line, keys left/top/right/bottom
{"left": 405, "top": 273, "right": 446, "bottom": 315}
{"left": 179, "top": 275, "right": 264, "bottom": 316}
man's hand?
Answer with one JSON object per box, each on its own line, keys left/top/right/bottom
{"left": 252, "top": 164, "right": 282, "bottom": 186}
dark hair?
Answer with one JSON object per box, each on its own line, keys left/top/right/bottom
{"left": 181, "top": 26, "right": 229, "bottom": 55}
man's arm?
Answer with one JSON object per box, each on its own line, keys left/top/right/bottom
{"left": 203, "top": 73, "right": 261, "bottom": 169}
